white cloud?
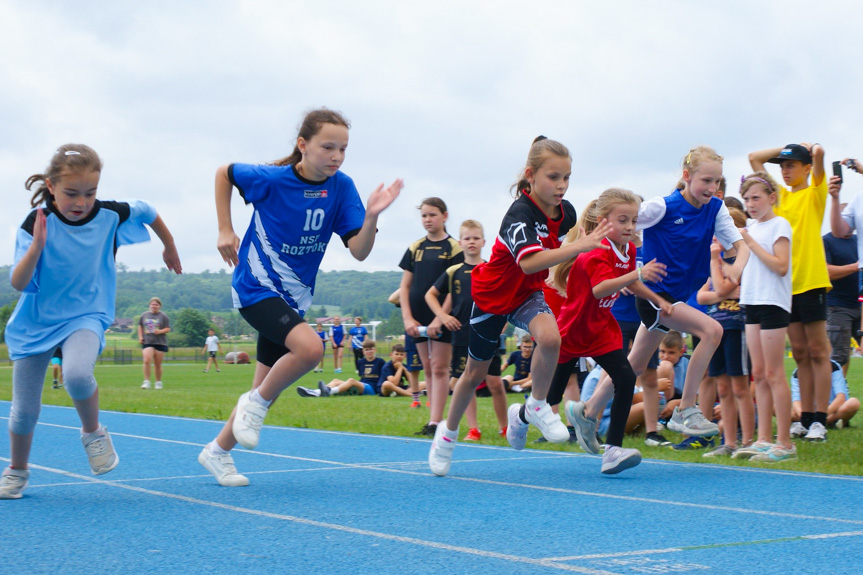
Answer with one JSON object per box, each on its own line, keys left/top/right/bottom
{"left": 2, "top": 0, "right": 862, "bottom": 279}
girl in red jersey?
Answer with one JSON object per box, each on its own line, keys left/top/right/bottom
{"left": 547, "top": 189, "right": 672, "bottom": 474}
{"left": 428, "top": 136, "right": 612, "bottom": 476}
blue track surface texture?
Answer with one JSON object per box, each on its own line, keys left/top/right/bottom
{"left": 1, "top": 401, "right": 861, "bottom": 574}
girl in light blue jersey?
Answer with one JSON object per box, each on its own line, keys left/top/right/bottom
{"left": 198, "top": 108, "right": 403, "bottom": 487}
{"left": 1, "top": 144, "right": 182, "bottom": 500}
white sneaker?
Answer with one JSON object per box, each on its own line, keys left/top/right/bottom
{"left": 141, "top": 380, "right": 151, "bottom": 389}
{"left": 601, "top": 446, "right": 642, "bottom": 474}
{"left": 232, "top": 392, "right": 269, "bottom": 449}
{"left": 511, "top": 384, "right": 523, "bottom": 393}
{"left": 565, "top": 400, "right": 601, "bottom": 454}
{"left": 789, "top": 421, "right": 808, "bottom": 439}
{"left": 667, "top": 405, "right": 719, "bottom": 437}
{"left": 506, "top": 404, "right": 529, "bottom": 450}
{"left": 154, "top": 381, "right": 163, "bottom": 390}
{"left": 524, "top": 399, "right": 569, "bottom": 443}
{"left": 0, "top": 467, "right": 30, "bottom": 499}
{"left": 804, "top": 421, "right": 827, "bottom": 442}
{"left": 81, "top": 425, "right": 119, "bottom": 475}
{"left": 198, "top": 447, "right": 249, "bottom": 487}
{"left": 428, "top": 425, "right": 457, "bottom": 476}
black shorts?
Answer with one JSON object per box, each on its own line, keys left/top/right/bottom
{"left": 239, "top": 297, "right": 305, "bottom": 368}
{"left": 450, "top": 345, "right": 468, "bottom": 379}
{"left": 789, "top": 288, "right": 827, "bottom": 324}
{"left": 487, "top": 353, "right": 502, "bottom": 377}
{"left": 142, "top": 344, "right": 168, "bottom": 353}
{"left": 618, "top": 320, "right": 659, "bottom": 369}
{"left": 635, "top": 292, "right": 679, "bottom": 333}
{"left": 745, "top": 304, "right": 790, "bottom": 330}
{"left": 708, "top": 329, "right": 749, "bottom": 377}
{"left": 208, "top": 351, "right": 217, "bottom": 358}
{"left": 403, "top": 334, "right": 423, "bottom": 372}
{"left": 468, "top": 291, "right": 551, "bottom": 361}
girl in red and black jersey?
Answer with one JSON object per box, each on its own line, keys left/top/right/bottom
{"left": 548, "top": 189, "right": 671, "bottom": 475}
{"left": 399, "top": 197, "right": 464, "bottom": 436}
{"left": 428, "top": 136, "right": 612, "bottom": 476}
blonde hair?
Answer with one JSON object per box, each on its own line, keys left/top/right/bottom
{"left": 739, "top": 171, "right": 781, "bottom": 208}
{"left": 512, "top": 136, "right": 571, "bottom": 198}
{"left": 675, "top": 145, "right": 724, "bottom": 190}
{"left": 661, "top": 330, "right": 684, "bottom": 350}
{"left": 149, "top": 297, "right": 162, "bottom": 306}
{"left": 551, "top": 188, "right": 640, "bottom": 294}
{"left": 459, "top": 219, "right": 484, "bottom": 237}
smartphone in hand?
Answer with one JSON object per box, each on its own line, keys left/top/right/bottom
{"left": 833, "top": 160, "right": 843, "bottom": 184}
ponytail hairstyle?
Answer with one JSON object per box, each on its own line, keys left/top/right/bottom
{"left": 26, "top": 143, "right": 103, "bottom": 208}
{"left": 272, "top": 108, "right": 351, "bottom": 167}
{"left": 512, "top": 136, "right": 571, "bottom": 198}
{"left": 675, "top": 145, "right": 724, "bottom": 190}
{"left": 550, "top": 188, "right": 640, "bottom": 294}
{"left": 418, "top": 196, "right": 449, "bottom": 234}
{"left": 739, "top": 171, "right": 781, "bottom": 207}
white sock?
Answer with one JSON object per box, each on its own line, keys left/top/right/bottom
{"left": 249, "top": 389, "right": 272, "bottom": 407}
{"left": 208, "top": 441, "right": 229, "bottom": 456}
{"left": 330, "top": 388, "right": 340, "bottom": 395}
{"left": 525, "top": 394, "right": 544, "bottom": 410}
{"left": 442, "top": 424, "right": 459, "bottom": 439}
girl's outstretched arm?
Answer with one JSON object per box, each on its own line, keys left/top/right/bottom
{"left": 11, "top": 208, "right": 46, "bottom": 291}
{"left": 347, "top": 179, "right": 404, "bottom": 261}
{"left": 148, "top": 214, "right": 182, "bottom": 274}
{"left": 519, "top": 219, "right": 613, "bottom": 276}
{"left": 215, "top": 165, "right": 240, "bottom": 267}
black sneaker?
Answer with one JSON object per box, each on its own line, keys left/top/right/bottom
{"left": 414, "top": 423, "right": 437, "bottom": 437}
{"left": 317, "top": 380, "right": 331, "bottom": 397}
{"left": 645, "top": 431, "right": 672, "bottom": 447}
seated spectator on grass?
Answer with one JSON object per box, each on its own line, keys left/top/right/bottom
{"left": 791, "top": 360, "right": 859, "bottom": 430}
{"left": 297, "top": 340, "right": 384, "bottom": 397}
{"left": 501, "top": 335, "right": 534, "bottom": 393}
{"left": 378, "top": 344, "right": 419, "bottom": 397}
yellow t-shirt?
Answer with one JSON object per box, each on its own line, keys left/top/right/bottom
{"left": 774, "top": 177, "right": 831, "bottom": 294}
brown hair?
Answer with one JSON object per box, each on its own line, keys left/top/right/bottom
{"left": 739, "top": 171, "right": 781, "bottom": 207}
{"left": 520, "top": 335, "right": 534, "bottom": 345}
{"left": 512, "top": 136, "right": 571, "bottom": 198}
{"left": 661, "top": 330, "right": 684, "bottom": 350}
{"left": 418, "top": 197, "right": 449, "bottom": 234}
{"left": 727, "top": 207, "right": 747, "bottom": 228}
{"left": 362, "top": 339, "right": 376, "bottom": 349}
{"left": 26, "top": 144, "right": 103, "bottom": 208}
{"left": 272, "top": 108, "right": 350, "bottom": 167}
{"left": 391, "top": 343, "right": 405, "bottom": 353}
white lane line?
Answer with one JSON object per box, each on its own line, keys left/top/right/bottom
{"left": 16, "top": 462, "right": 617, "bottom": 575}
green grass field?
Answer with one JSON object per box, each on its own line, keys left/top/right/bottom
{"left": 1, "top": 356, "right": 860, "bottom": 476}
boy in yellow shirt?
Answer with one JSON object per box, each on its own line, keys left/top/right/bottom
{"left": 749, "top": 143, "right": 831, "bottom": 442}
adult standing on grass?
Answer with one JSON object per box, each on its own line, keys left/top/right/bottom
{"left": 139, "top": 297, "right": 170, "bottom": 390}
{"left": 197, "top": 108, "right": 403, "bottom": 487}
{"left": 202, "top": 328, "right": 222, "bottom": 373}
{"left": 1, "top": 143, "right": 182, "bottom": 500}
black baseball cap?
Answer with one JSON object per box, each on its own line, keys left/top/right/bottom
{"left": 766, "top": 144, "right": 812, "bottom": 165}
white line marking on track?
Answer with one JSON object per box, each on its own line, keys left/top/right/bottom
{"left": 17, "top": 462, "right": 618, "bottom": 575}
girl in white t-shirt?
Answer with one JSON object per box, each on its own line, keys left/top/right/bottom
{"left": 736, "top": 172, "right": 796, "bottom": 463}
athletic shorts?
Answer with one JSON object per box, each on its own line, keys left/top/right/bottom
{"left": 635, "top": 292, "right": 680, "bottom": 333}
{"left": 827, "top": 305, "right": 861, "bottom": 365}
{"left": 789, "top": 288, "right": 827, "bottom": 324}
{"left": 708, "top": 329, "right": 749, "bottom": 377}
{"left": 362, "top": 383, "right": 376, "bottom": 395}
{"left": 451, "top": 345, "right": 468, "bottom": 379}
{"left": 468, "top": 291, "right": 551, "bottom": 362}
{"left": 744, "top": 304, "right": 790, "bottom": 330}
{"left": 403, "top": 334, "right": 423, "bottom": 372}
{"left": 50, "top": 357, "right": 62, "bottom": 366}
{"left": 487, "top": 353, "right": 502, "bottom": 377}
{"left": 239, "top": 297, "right": 304, "bottom": 368}
{"left": 142, "top": 344, "right": 169, "bottom": 353}
{"left": 618, "top": 319, "right": 659, "bottom": 369}
{"left": 208, "top": 351, "right": 217, "bottom": 358}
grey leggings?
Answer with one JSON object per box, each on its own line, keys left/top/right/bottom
{"left": 9, "top": 329, "right": 100, "bottom": 436}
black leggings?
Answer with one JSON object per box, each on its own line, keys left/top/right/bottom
{"left": 548, "top": 348, "right": 636, "bottom": 447}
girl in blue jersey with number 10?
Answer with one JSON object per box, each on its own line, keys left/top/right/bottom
{"left": 571, "top": 146, "right": 750, "bottom": 442}
{"left": 1, "top": 144, "right": 182, "bottom": 500}
{"left": 198, "top": 109, "right": 403, "bottom": 487}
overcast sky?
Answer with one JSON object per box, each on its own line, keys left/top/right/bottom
{"left": 2, "top": 1, "right": 862, "bottom": 276}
